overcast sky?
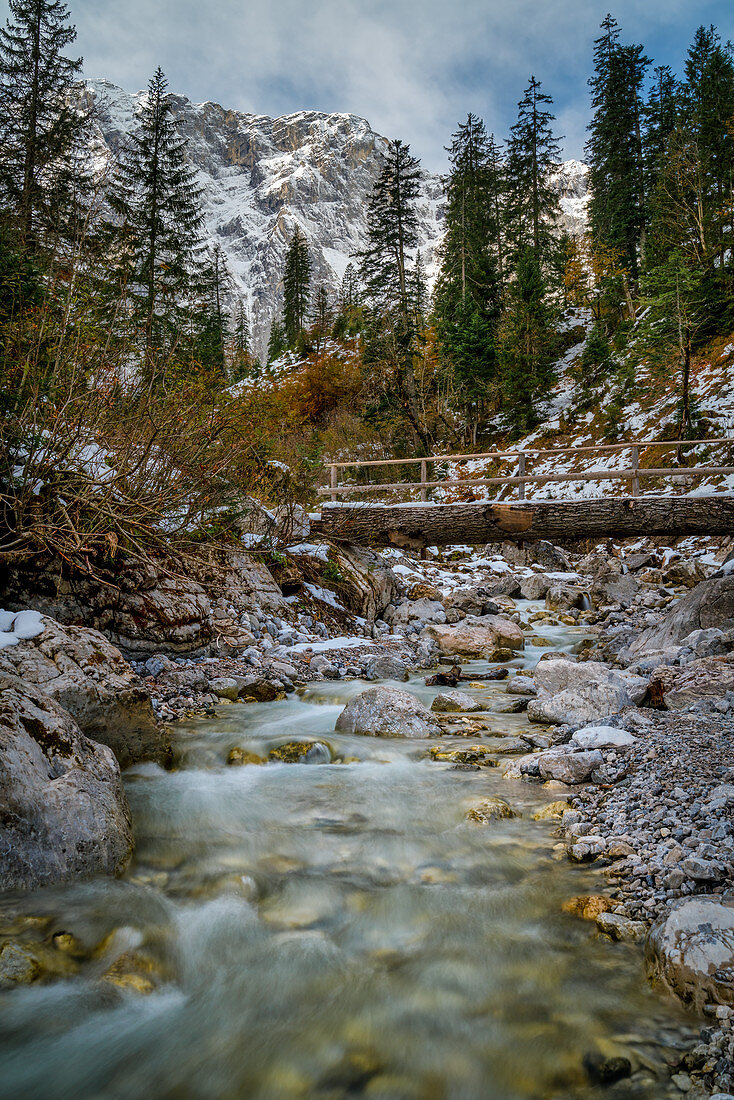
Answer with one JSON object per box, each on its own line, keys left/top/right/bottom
{"left": 4, "top": 0, "right": 732, "bottom": 171}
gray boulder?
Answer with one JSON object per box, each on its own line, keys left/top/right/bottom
{"left": 0, "top": 675, "right": 133, "bottom": 891}
{"left": 430, "top": 690, "right": 483, "bottom": 713}
{"left": 527, "top": 659, "right": 648, "bottom": 726}
{"left": 363, "top": 654, "right": 410, "bottom": 681}
{"left": 537, "top": 748, "right": 604, "bottom": 784}
{"left": 0, "top": 617, "right": 165, "bottom": 767}
{"left": 519, "top": 574, "right": 551, "bottom": 601}
{"left": 627, "top": 574, "right": 734, "bottom": 658}
{"left": 335, "top": 687, "right": 441, "bottom": 738}
{"left": 646, "top": 895, "right": 734, "bottom": 1009}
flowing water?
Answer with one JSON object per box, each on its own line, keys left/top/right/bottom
{"left": 0, "top": 616, "right": 696, "bottom": 1099}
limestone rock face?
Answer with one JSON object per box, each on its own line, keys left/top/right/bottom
{"left": 646, "top": 896, "right": 734, "bottom": 1008}
{"left": 423, "top": 616, "right": 524, "bottom": 659}
{"left": 0, "top": 617, "right": 165, "bottom": 767}
{"left": 0, "top": 675, "right": 133, "bottom": 891}
{"left": 527, "top": 659, "right": 647, "bottom": 726}
{"left": 335, "top": 687, "right": 441, "bottom": 738}
{"left": 627, "top": 574, "right": 734, "bottom": 657}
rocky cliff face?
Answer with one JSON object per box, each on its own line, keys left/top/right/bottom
{"left": 86, "top": 80, "right": 588, "bottom": 358}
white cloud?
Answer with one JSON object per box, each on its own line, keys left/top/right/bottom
{"left": 0, "top": 0, "right": 728, "bottom": 170}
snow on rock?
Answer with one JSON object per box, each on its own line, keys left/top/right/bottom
{"left": 0, "top": 609, "right": 44, "bottom": 650}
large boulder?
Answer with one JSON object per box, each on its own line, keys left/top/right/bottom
{"left": 646, "top": 896, "right": 734, "bottom": 1009}
{"left": 0, "top": 675, "right": 133, "bottom": 891}
{"left": 648, "top": 655, "right": 734, "bottom": 710}
{"left": 335, "top": 687, "right": 441, "bottom": 738}
{"left": 627, "top": 574, "right": 734, "bottom": 658}
{"left": 389, "top": 598, "right": 446, "bottom": 628}
{"left": 537, "top": 748, "right": 604, "bottom": 784}
{"left": 527, "top": 659, "right": 648, "bottom": 726}
{"left": 423, "top": 615, "right": 524, "bottom": 659}
{"left": 0, "top": 617, "right": 165, "bottom": 767}
{"left": 306, "top": 543, "right": 397, "bottom": 622}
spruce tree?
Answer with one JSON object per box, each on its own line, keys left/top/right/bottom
{"left": 192, "top": 242, "right": 231, "bottom": 377}
{"left": 433, "top": 114, "right": 502, "bottom": 426}
{"left": 282, "top": 226, "right": 311, "bottom": 347}
{"left": 358, "top": 139, "right": 427, "bottom": 449}
{"left": 229, "top": 300, "right": 259, "bottom": 381}
{"left": 505, "top": 76, "right": 563, "bottom": 277}
{"left": 267, "top": 316, "right": 287, "bottom": 364}
{"left": 105, "top": 66, "right": 203, "bottom": 370}
{"left": 498, "top": 247, "right": 559, "bottom": 436}
{"left": 0, "top": 0, "right": 86, "bottom": 253}
{"left": 586, "top": 15, "right": 649, "bottom": 284}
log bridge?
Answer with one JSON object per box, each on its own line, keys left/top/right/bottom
{"left": 311, "top": 437, "right": 734, "bottom": 547}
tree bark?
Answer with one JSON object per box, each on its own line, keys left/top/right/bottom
{"left": 313, "top": 497, "right": 734, "bottom": 548}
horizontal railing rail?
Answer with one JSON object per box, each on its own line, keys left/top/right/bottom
{"left": 319, "top": 438, "right": 734, "bottom": 502}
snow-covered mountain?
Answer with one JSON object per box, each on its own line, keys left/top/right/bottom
{"left": 85, "top": 80, "right": 589, "bottom": 358}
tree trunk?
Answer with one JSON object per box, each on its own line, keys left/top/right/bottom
{"left": 314, "top": 497, "right": 734, "bottom": 548}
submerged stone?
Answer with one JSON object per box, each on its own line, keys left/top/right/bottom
{"left": 268, "top": 741, "right": 332, "bottom": 764}
{"left": 466, "top": 797, "right": 518, "bottom": 824}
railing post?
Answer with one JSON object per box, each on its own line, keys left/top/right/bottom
{"left": 518, "top": 453, "right": 526, "bottom": 500}
{"left": 631, "top": 446, "right": 639, "bottom": 497}
{"left": 420, "top": 459, "right": 428, "bottom": 502}
{"left": 329, "top": 464, "right": 338, "bottom": 503}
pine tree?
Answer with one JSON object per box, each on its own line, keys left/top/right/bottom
{"left": 104, "top": 67, "right": 204, "bottom": 370}
{"left": 433, "top": 114, "right": 502, "bottom": 425}
{"left": 358, "top": 139, "right": 428, "bottom": 449}
{"left": 643, "top": 65, "right": 679, "bottom": 205}
{"left": 586, "top": 15, "right": 649, "bottom": 284}
{"left": 0, "top": 0, "right": 87, "bottom": 254}
{"left": 505, "top": 76, "right": 562, "bottom": 276}
{"left": 282, "top": 226, "right": 311, "bottom": 347}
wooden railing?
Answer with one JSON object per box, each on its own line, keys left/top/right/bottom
{"left": 318, "top": 437, "right": 734, "bottom": 503}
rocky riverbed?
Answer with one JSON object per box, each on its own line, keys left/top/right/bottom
{"left": 2, "top": 531, "right": 734, "bottom": 1096}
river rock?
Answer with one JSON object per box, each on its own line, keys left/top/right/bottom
{"left": 570, "top": 726, "right": 637, "bottom": 750}
{"left": 0, "top": 617, "right": 164, "bottom": 766}
{"left": 506, "top": 675, "right": 537, "bottom": 696}
{"left": 268, "top": 741, "right": 332, "bottom": 764}
{"left": 537, "top": 748, "right": 604, "bottom": 784}
{"left": 430, "top": 690, "right": 483, "bottom": 713}
{"left": 335, "top": 687, "right": 441, "bottom": 738}
{"left": 363, "top": 654, "right": 410, "bottom": 681}
{"left": 466, "top": 797, "right": 517, "bottom": 823}
{"left": 0, "top": 674, "right": 133, "bottom": 891}
{"left": 527, "top": 659, "right": 647, "bottom": 726}
{"left": 390, "top": 598, "right": 446, "bottom": 628}
{"left": 423, "top": 615, "right": 524, "bottom": 659}
{"left": 546, "top": 583, "right": 588, "bottom": 612}
{"left": 645, "top": 895, "right": 734, "bottom": 1008}
{"left": 626, "top": 574, "right": 734, "bottom": 659}
{"left": 519, "top": 574, "right": 551, "bottom": 600}
{"left": 648, "top": 655, "right": 734, "bottom": 709}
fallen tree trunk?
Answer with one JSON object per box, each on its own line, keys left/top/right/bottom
{"left": 312, "top": 497, "right": 734, "bottom": 548}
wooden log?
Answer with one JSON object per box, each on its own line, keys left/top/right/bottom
{"left": 312, "top": 496, "right": 734, "bottom": 547}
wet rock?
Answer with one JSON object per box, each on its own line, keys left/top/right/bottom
{"left": 336, "top": 687, "right": 441, "bottom": 739}
{"left": 596, "top": 912, "right": 647, "bottom": 942}
{"left": 226, "top": 747, "right": 265, "bottom": 766}
{"left": 423, "top": 616, "right": 524, "bottom": 659}
{"left": 533, "top": 800, "right": 571, "bottom": 820}
{"left": 268, "top": 741, "right": 332, "bottom": 764}
{"left": 0, "top": 941, "right": 42, "bottom": 987}
{"left": 430, "top": 690, "right": 483, "bottom": 713}
{"left": 236, "top": 676, "right": 279, "bottom": 702}
{"left": 363, "top": 655, "right": 410, "bottom": 682}
{"left": 0, "top": 617, "right": 164, "bottom": 767}
{"left": 466, "top": 797, "right": 517, "bottom": 823}
{"left": 429, "top": 746, "right": 498, "bottom": 767}
{"left": 537, "top": 748, "right": 604, "bottom": 784}
{"left": 646, "top": 896, "right": 734, "bottom": 1008}
{"left": 0, "top": 675, "right": 133, "bottom": 891}
{"left": 101, "top": 951, "right": 161, "bottom": 995}
{"left": 506, "top": 675, "right": 537, "bottom": 697}
{"left": 527, "top": 659, "right": 647, "bottom": 726}
{"left": 546, "top": 583, "right": 589, "bottom": 611}
{"left": 519, "top": 574, "right": 551, "bottom": 600}
{"left": 562, "top": 895, "right": 615, "bottom": 921}
{"left": 583, "top": 1051, "right": 632, "bottom": 1085}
